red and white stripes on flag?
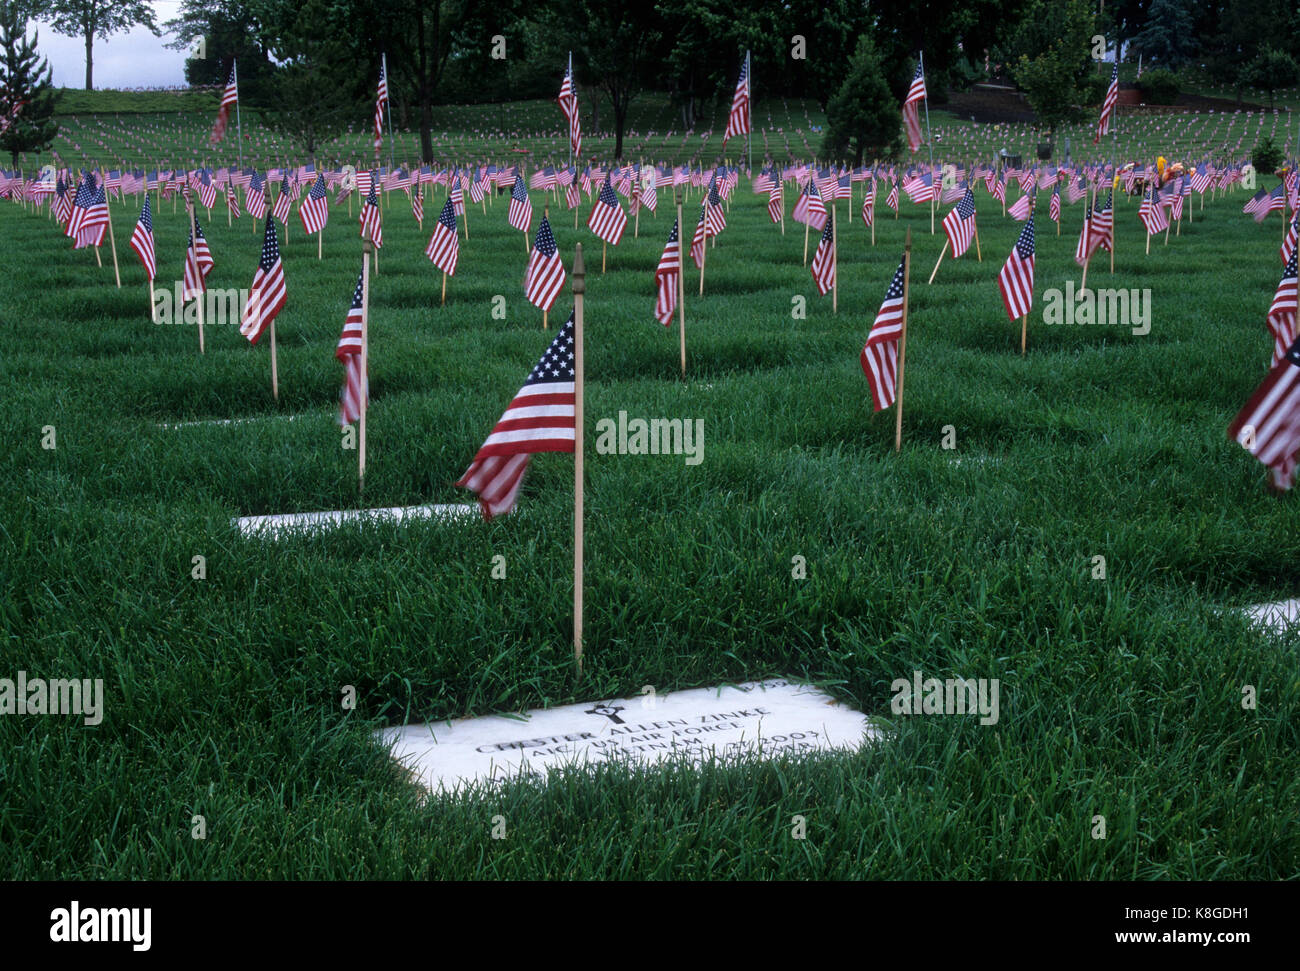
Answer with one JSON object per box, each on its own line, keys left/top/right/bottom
{"left": 902, "top": 62, "right": 927, "bottom": 153}
{"left": 359, "top": 183, "right": 383, "bottom": 248}
{"left": 336, "top": 272, "right": 368, "bottom": 426}
{"left": 183, "top": 217, "right": 214, "bottom": 300}
{"left": 941, "top": 188, "right": 977, "bottom": 257}
{"left": 861, "top": 256, "right": 907, "bottom": 411}
{"left": 128, "top": 195, "right": 156, "bottom": 280}
{"left": 525, "top": 215, "right": 566, "bottom": 312}
{"left": 810, "top": 213, "right": 835, "bottom": 296}
{"left": 997, "top": 213, "right": 1036, "bottom": 322}
{"left": 1228, "top": 337, "right": 1300, "bottom": 491}
{"left": 425, "top": 196, "right": 460, "bottom": 276}
{"left": 792, "top": 179, "right": 827, "bottom": 229}
{"left": 587, "top": 175, "right": 627, "bottom": 245}
{"left": 1267, "top": 250, "right": 1299, "bottom": 367}
{"left": 300, "top": 175, "right": 329, "bottom": 234}
{"left": 1139, "top": 187, "right": 1168, "bottom": 235}
{"left": 722, "top": 54, "right": 750, "bottom": 145}
{"left": 456, "top": 314, "right": 577, "bottom": 520}
{"left": 654, "top": 218, "right": 681, "bottom": 326}
{"left": 1095, "top": 63, "right": 1118, "bottom": 144}
{"left": 861, "top": 179, "right": 874, "bottom": 226}
{"left": 373, "top": 60, "right": 388, "bottom": 152}
{"left": 557, "top": 64, "right": 581, "bottom": 158}
{"left": 210, "top": 61, "right": 237, "bottom": 144}
{"left": 508, "top": 176, "right": 533, "bottom": 235}
{"left": 240, "top": 214, "right": 287, "bottom": 345}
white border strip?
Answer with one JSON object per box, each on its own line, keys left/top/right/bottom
{"left": 234, "top": 503, "right": 478, "bottom": 538}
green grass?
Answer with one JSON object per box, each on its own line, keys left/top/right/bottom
{"left": 1, "top": 175, "right": 1298, "bottom": 878}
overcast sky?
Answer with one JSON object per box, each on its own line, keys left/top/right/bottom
{"left": 30, "top": 1, "right": 190, "bottom": 89}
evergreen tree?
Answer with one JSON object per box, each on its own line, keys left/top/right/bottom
{"left": 0, "top": 2, "right": 59, "bottom": 169}
{"left": 820, "top": 33, "right": 900, "bottom": 164}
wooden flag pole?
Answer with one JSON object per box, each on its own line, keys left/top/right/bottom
{"left": 974, "top": 218, "right": 982, "bottom": 262}
{"left": 149, "top": 278, "right": 156, "bottom": 322}
{"left": 359, "top": 239, "right": 372, "bottom": 496}
{"left": 187, "top": 199, "right": 204, "bottom": 355}
{"left": 441, "top": 271, "right": 447, "bottom": 306}
{"left": 699, "top": 218, "right": 707, "bottom": 296}
{"left": 1021, "top": 314, "right": 1028, "bottom": 356}
{"left": 927, "top": 240, "right": 948, "bottom": 284}
{"left": 803, "top": 217, "right": 810, "bottom": 265}
{"left": 571, "top": 242, "right": 586, "bottom": 675}
{"left": 270, "top": 319, "right": 279, "bottom": 401}
{"left": 895, "top": 227, "right": 913, "bottom": 453}
{"left": 676, "top": 192, "right": 687, "bottom": 378}
{"left": 602, "top": 239, "right": 607, "bottom": 274}
{"left": 318, "top": 224, "right": 323, "bottom": 261}
{"left": 101, "top": 171, "right": 121, "bottom": 288}
{"left": 831, "top": 204, "right": 838, "bottom": 314}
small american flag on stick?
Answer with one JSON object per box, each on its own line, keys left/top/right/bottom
{"left": 456, "top": 314, "right": 577, "bottom": 519}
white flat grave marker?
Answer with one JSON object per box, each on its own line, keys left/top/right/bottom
{"left": 234, "top": 503, "right": 477, "bottom": 538}
{"left": 379, "top": 678, "right": 884, "bottom": 794}
{"left": 1243, "top": 598, "right": 1300, "bottom": 634}
{"left": 159, "top": 415, "right": 302, "bottom": 429}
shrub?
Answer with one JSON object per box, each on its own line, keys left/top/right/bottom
{"left": 1138, "top": 69, "right": 1180, "bottom": 105}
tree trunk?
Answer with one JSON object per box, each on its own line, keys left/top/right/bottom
{"left": 417, "top": 12, "right": 433, "bottom": 163}
{"left": 84, "top": 30, "right": 93, "bottom": 90}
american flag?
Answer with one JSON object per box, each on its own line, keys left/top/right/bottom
{"left": 128, "top": 195, "right": 156, "bottom": 280}
{"left": 565, "top": 173, "right": 581, "bottom": 210}
{"left": 53, "top": 177, "right": 70, "bottom": 225}
{"left": 373, "top": 60, "right": 388, "bottom": 152}
{"left": 183, "top": 216, "right": 214, "bottom": 300}
{"left": 336, "top": 272, "right": 367, "bottom": 426}
{"left": 997, "top": 213, "right": 1036, "bottom": 322}
{"left": 1088, "top": 191, "right": 1113, "bottom": 256}
{"left": 861, "top": 256, "right": 907, "bottom": 411}
{"left": 991, "top": 169, "right": 1006, "bottom": 204}
{"left": 654, "top": 218, "right": 681, "bottom": 326}
{"left": 557, "top": 64, "right": 581, "bottom": 158}
{"left": 1267, "top": 249, "right": 1299, "bottom": 366}
{"left": 225, "top": 182, "right": 240, "bottom": 220}
{"left": 425, "top": 196, "right": 459, "bottom": 275}
{"left": 1074, "top": 201, "right": 1093, "bottom": 266}
{"left": 1049, "top": 183, "right": 1061, "bottom": 224}
{"left": 1007, "top": 189, "right": 1032, "bottom": 221}
{"left": 525, "top": 215, "right": 566, "bottom": 312}
{"left": 1139, "top": 186, "right": 1168, "bottom": 235}
{"left": 272, "top": 177, "right": 291, "bottom": 225}
{"left": 359, "top": 182, "right": 383, "bottom": 248}
{"left": 903, "top": 171, "right": 936, "bottom": 204}
{"left": 240, "top": 214, "right": 287, "bottom": 345}
{"left": 768, "top": 176, "right": 784, "bottom": 224}
{"left": 690, "top": 203, "right": 708, "bottom": 268}
{"left": 455, "top": 314, "right": 577, "bottom": 520}
{"left": 1242, "top": 188, "right": 1269, "bottom": 217}
{"left": 723, "top": 55, "right": 750, "bottom": 145}
{"left": 1282, "top": 211, "right": 1298, "bottom": 266}
{"left": 1228, "top": 335, "right": 1300, "bottom": 490}
{"left": 941, "top": 188, "right": 977, "bottom": 257}
{"left": 792, "top": 178, "right": 827, "bottom": 229}
{"left": 210, "top": 61, "right": 237, "bottom": 144}
{"left": 67, "top": 176, "right": 108, "bottom": 249}
{"left": 861, "top": 178, "right": 874, "bottom": 226}
{"left": 704, "top": 178, "right": 726, "bottom": 236}
{"left": 1258, "top": 184, "right": 1287, "bottom": 223}
{"left": 245, "top": 174, "right": 266, "bottom": 222}
{"left": 902, "top": 62, "right": 927, "bottom": 152}
{"left": 1066, "top": 176, "right": 1086, "bottom": 204}
{"left": 412, "top": 187, "right": 424, "bottom": 223}
{"left": 300, "top": 174, "right": 329, "bottom": 234}
{"left": 1095, "top": 63, "right": 1118, "bottom": 144}
{"left": 198, "top": 170, "right": 216, "bottom": 210}
{"left": 587, "top": 174, "right": 627, "bottom": 245}
{"left": 887, "top": 177, "right": 900, "bottom": 212}
{"left": 508, "top": 175, "right": 532, "bottom": 235}
{"left": 450, "top": 171, "right": 465, "bottom": 215}
{"left": 1191, "top": 166, "right": 1213, "bottom": 195}
{"left": 641, "top": 174, "right": 658, "bottom": 213}
{"left": 810, "top": 212, "right": 835, "bottom": 295}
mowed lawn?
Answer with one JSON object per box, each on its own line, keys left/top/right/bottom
{"left": 2, "top": 175, "right": 1298, "bottom": 879}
